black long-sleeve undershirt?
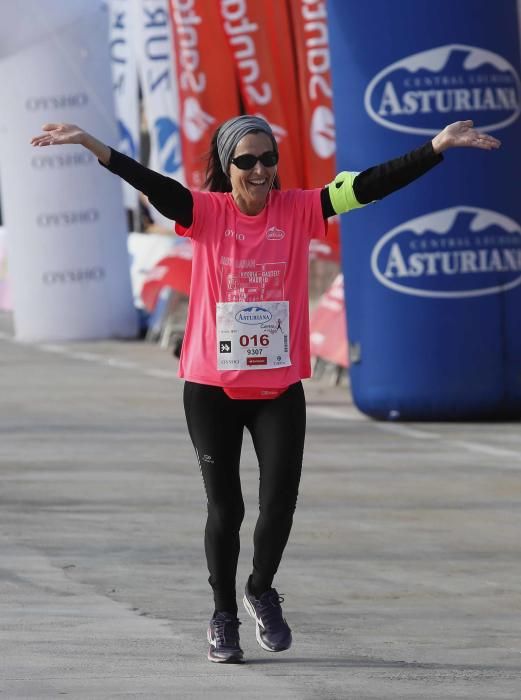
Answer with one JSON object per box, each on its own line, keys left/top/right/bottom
{"left": 102, "top": 150, "right": 194, "bottom": 228}
{"left": 100, "top": 141, "right": 443, "bottom": 226}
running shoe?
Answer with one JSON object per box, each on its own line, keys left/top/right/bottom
{"left": 207, "top": 612, "right": 244, "bottom": 663}
{"left": 243, "top": 579, "right": 292, "bottom": 652}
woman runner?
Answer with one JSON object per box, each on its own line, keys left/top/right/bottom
{"left": 31, "top": 116, "right": 500, "bottom": 663}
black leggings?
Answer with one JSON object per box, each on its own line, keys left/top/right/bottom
{"left": 183, "top": 381, "right": 306, "bottom": 614}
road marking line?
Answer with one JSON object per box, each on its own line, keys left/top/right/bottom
{"left": 307, "top": 406, "right": 366, "bottom": 421}
{"left": 307, "top": 407, "right": 441, "bottom": 439}
{"left": 38, "top": 344, "right": 68, "bottom": 353}
{"left": 68, "top": 351, "right": 106, "bottom": 362}
{"left": 451, "top": 440, "right": 521, "bottom": 460}
{"left": 307, "top": 406, "right": 520, "bottom": 462}
{"left": 144, "top": 368, "right": 179, "bottom": 379}
{"left": 5, "top": 333, "right": 179, "bottom": 382}
{"left": 376, "top": 424, "right": 442, "bottom": 440}
{"left": 103, "top": 358, "right": 139, "bottom": 369}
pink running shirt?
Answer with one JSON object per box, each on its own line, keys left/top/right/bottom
{"left": 175, "top": 188, "right": 327, "bottom": 390}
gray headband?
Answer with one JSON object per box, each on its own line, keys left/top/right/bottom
{"left": 217, "top": 115, "right": 275, "bottom": 173}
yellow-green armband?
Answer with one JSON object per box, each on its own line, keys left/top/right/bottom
{"left": 327, "top": 171, "right": 365, "bottom": 214}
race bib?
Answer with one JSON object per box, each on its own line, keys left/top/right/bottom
{"left": 216, "top": 301, "right": 291, "bottom": 371}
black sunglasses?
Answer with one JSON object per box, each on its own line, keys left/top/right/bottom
{"left": 230, "top": 151, "right": 279, "bottom": 170}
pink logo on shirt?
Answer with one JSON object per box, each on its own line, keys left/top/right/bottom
{"left": 266, "top": 226, "right": 285, "bottom": 240}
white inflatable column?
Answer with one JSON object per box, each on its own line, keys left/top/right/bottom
{"left": 0, "top": 0, "right": 137, "bottom": 341}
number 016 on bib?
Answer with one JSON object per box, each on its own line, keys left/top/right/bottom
{"left": 216, "top": 301, "right": 291, "bottom": 371}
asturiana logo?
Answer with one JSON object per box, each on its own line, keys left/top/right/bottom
{"left": 365, "top": 44, "right": 521, "bottom": 135}
{"left": 371, "top": 207, "right": 521, "bottom": 298}
{"left": 235, "top": 306, "right": 273, "bottom": 324}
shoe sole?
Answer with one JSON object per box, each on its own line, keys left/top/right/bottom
{"left": 207, "top": 650, "right": 244, "bottom": 663}
{"left": 242, "top": 594, "right": 292, "bottom": 653}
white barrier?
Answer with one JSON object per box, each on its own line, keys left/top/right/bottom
{"left": 0, "top": 0, "right": 137, "bottom": 341}
{"left": 0, "top": 226, "right": 11, "bottom": 311}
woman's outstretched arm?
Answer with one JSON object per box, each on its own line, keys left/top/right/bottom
{"left": 30, "top": 123, "right": 194, "bottom": 227}
{"left": 321, "top": 120, "right": 501, "bottom": 218}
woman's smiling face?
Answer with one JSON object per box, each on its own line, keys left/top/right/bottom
{"left": 229, "top": 132, "right": 278, "bottom": 216}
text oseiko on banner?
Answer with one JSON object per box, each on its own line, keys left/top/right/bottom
{"left": 220, "top": 0, "right": 303, "bottom": 190}
{"left": 170, "top": 0, "right": 240, "bottom": 191}
{"left": 0, "top": 1, "right": 137, "bottom": 341}
{"left": 288, "top": 0, "right": 339, "bottom": 260}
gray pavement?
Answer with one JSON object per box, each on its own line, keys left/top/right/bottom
{"left": 1, "top": 309, "right": 521, "bottom": 699}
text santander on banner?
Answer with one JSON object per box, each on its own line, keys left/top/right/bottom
{"left": 170, "top": 0, "right": 239, "bottom": 190}
{"left": 288, "top": 0, "right": 339, "bottom": 259}
{"left": 219, "top": 0, "right": 303, "bottom": 190}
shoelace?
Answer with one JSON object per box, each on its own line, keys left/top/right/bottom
{"left": 257, "top": 591, "right": 286, "bottom": 631}
{"left": 212, "top": 615, "right": 241, "bottom": 647}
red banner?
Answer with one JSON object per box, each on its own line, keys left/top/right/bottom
{"left": 219, "top": 0, "right": 303, "bottom": 190}
{"left": 288, "top": 0, "right": 339, "bottom": 259}
{"left": 170, "top": 0, "right": 240, "bottom": 190}
{"left": 309, "top": 274, "right": 348, "bottom": 367}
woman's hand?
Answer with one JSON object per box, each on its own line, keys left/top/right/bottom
{"left": 30, "top": 123, "right": 111, "bottom": 165}
{"left": 30, "top": 122, "right": 86, "bottom": 147}
{"left": 431, "top": 120, "right": 501, "bottom": 154}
